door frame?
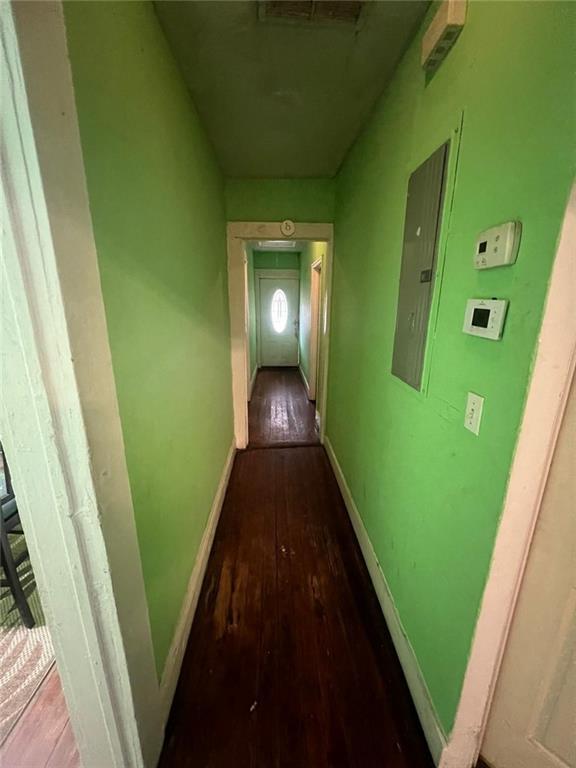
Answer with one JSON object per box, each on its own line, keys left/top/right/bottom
{"left": 227, "top": 222, "right": 333, "bottom": 449}
{"left": 307, "top": 258, "right": 323, "bottom": 402}
{"left": 440, "top": 183, "right": 576, "bottom": 767}
{"left": 254, "top": 269, "right": 300, "bottom": 368}
{"left": 2, "top": 4, "right": 162, "bottom": 766}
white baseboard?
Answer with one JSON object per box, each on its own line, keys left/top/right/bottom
{"left": 159, "top": 439, "right": 236, "bottom": 723}
{"left": 249, "top": 366, "right": 258, "bottom": 400}
{"left": 298, "top": 365, "right": 311, "bottom": 398}
{"left": 324, "top": 436, "right": 446, "bottom": 765}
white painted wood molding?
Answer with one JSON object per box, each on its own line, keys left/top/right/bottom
{"left": 1, "top": 3, "right": 161, "bottom": 765}
{"left": 324, "top": 438, "right": 447, "bottom": 764}
{"left": 228, "top": 230, "right": 251, "bottom": 448}
{"left": 249, "top": 366, "right": 258, "bottom": 400}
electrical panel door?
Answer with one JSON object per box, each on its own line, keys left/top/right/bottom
{"left": 391, "top": 142, "right": 448, "bottom": 390}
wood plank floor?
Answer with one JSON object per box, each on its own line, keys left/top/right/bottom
{"left": 0, "top": 665, "right": 79, "bottom": 768}
{"left": 248, "top": 368, "right": 319, "bottom": 448}
{"left": 160, "top": 446, "right": 433, "bottom": 768}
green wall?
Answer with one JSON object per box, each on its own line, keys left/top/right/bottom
{"left": 64, "top": 1, "right": 233, "bottom": 675}
{"left": 327, "top": 0, "right": 575, "bottom": 733}
{"left": 253, "top": 250, "right": 301, "bottom": 271}
{"left": 225, "top": 178, "right": 336, "bottom": 222}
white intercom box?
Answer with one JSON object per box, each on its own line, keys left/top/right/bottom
{"left": 474, "top": 221, "right": 521, "bottom": 269}
{"left": 463, "top": 298, "right": 508, "bottom": 340}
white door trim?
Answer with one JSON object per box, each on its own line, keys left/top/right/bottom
{"left": 2, "top": 4, "right": 161, "bottom": 765}
{"left": 227, "top": 222, "right": 333, "bottom": 448}
{"left": 439, "top": 183, "right": 576, "bottom": 768}
{"left": 307, "top": 258, "right": 323, "bottom": 401}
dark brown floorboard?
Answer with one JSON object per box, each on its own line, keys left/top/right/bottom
{"left": 0, "top": 665, "right": 79, "bottom": 768}
{"left": 160, "top": 447, "right": 433, "bottom": 768}
{"left": 248, "top": 368, "right": 319, "bottom": 448}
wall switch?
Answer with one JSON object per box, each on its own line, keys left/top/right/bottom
{"left": 465, "top": 392, "right": 484, "bottom": 435}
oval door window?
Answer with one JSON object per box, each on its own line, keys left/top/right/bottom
{"left": 271, "top": 289, "right": 288, "bottom": 333}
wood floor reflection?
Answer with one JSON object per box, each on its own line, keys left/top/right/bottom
{"left": 160, "top": 367, "right": 433, "bottom": 768}
{"left": 248, "top": 367, "right": 319, "bottom": 448}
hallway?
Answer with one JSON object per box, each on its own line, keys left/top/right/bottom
{"left": 248, "top": 368, "right": 319, "bottom": 448}
{"left": 160, "top": 374, "right": 433, "bottom": 768}
{"left": 7, "top": 3, "right": 574, "bottom": 766}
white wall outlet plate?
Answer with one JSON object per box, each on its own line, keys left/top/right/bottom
{"left": 465, "top": 392, "right": 484, "bottom": 435}
{"left": 474, "top": 221, "right": 521, "bottom": 269}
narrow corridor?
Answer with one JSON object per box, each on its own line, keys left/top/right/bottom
{"left": 248, "top": 368, "right": 319, "bottom": 448}
{"left": 160, "top": 372, "right": 433, "bottom": 768}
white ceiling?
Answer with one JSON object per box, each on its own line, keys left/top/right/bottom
{"left": 154, "top": 1, "right": 429, "bottom": 178}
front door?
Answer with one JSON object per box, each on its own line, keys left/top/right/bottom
{"left": 258, "top": 277, "right": 299, "bottom": 366}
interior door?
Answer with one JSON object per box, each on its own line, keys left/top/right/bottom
{"left": 258, "top": 277, "right": 299, "bottom": 366}
{"left": 482, "top": 372, "right": 576, "bottom": 768}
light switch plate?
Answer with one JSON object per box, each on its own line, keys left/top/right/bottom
{"left": 465, "top": 392, "right": 484, "bottom": 435}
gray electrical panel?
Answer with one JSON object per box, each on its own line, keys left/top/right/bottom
{"left": 391, "top": 142, "right": 449, "bottom": 390}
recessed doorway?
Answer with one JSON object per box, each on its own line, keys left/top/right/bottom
{"left": 226, "top": 223, "right": 333, "bottom": 450}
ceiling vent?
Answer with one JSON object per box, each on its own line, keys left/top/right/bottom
{"left": 258, "top": 1, "right": 364, "bottom": 25}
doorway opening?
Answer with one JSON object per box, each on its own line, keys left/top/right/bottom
{"left": 246, "top": 240, "right": 329, "bottom": 448}
{"left": 0, "top": 441, "right": 78, "bottom": 765}
{"left": 308, "top": 257, "right": 323, "bottom": 404}
{"left": 227, "top": 223, "right": 333, "bottom": 450}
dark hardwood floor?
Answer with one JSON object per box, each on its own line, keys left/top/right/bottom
{"left": 0, "top": 665, "right": 79, "bottom": 768}
{"left": 248, "top": 367, "right": 319, "bottom": 448}
{"left": 160, "top": 446, "right": 433, "bottom": 768}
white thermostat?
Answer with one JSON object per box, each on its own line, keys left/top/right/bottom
{"left": 474, "top": 221, "right": 521, "bottom": 269}
{"left": 463, "top": 298, "right": 508, "bottom": 340}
